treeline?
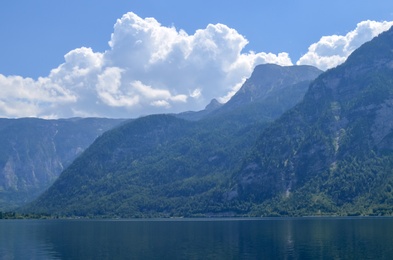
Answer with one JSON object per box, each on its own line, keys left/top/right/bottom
{"left": 0, "top": 211, "right": 53, "bottom": 219}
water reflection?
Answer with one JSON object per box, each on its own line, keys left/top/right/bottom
{"left": 0, "top": 220, "right": 61, "bottom": 259}
{"left": 1, "top": 218, "right": 393, "bottom": 259}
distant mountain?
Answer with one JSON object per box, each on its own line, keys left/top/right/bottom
{"left": 0, "top": 118, "right": 125, "bottom": 210}
{"left": 176, "top": 98, "right": 223, "bottom": 121}
{"left": 222, "top": 64, "right": 322, "bottom": 112}
{"left": 25, "top": 64, "right": 321, "bottom": 217}
{"left": 203, "top": 64, "right": 322, "bottom": 126}
{"left": 232, "top": 26, "right": 393, "bottom": 216}
{"left": 177, "top": 64, "right": 322, "bottom": 122}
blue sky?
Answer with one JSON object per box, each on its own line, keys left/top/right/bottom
{"left": 0, "top": 0, "right": 393, "bottom": 118}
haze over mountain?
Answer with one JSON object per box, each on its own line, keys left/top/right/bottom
{"left": 24, "top": 25, "right": 393, "bottom": 217}
{"left": 177, "top": 64, "right": 322, "bottom": 121}
{"left": 0, "top": 118, "right": 125, "bottom": 210}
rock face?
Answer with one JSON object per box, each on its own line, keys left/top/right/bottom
{"left": 204, "top": 64, "right": 323, "bottom": 126}
{"left": 0, "top": 118, "right": 125, "bottom": 210}
{"left": 223, "top": 64, "right": 322, "bottom": 111}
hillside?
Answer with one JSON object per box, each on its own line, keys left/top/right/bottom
{"left": 233, "top": 26, "right": 393, "bottom": 216}
{"left": 27, "top": 21, "right": 393, "bottom": 217}
{"left": 25, "top": 65, "right": 321, "bottom": 217}
{"left": 0, "top": 118, "right": 125, "bottom": 210}
{"left": 27, "top": 25, "right": 393, "bottom": 217}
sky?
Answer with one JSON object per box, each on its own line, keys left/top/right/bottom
{"left": 1, "top": 0, "right": 393, "bottom": 119}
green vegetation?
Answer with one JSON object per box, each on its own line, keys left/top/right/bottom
{"left": 23, "top": 65, "right": 321, "bottom": 218}
{"left": 233, "top": 27, "right": 393, "bottom": 217}
{"left": 21, "top": 29, "right": 393, "bottom": 218}
{"left": 0, "top": 211, "right": 52, "bottom": 219}
{"left": 25, "top": 114, "right": 262, "bottom": 217}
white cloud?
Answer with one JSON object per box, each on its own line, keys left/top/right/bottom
{"left": 131, "top": 80, "right": 187, "bottom": 106}
{"left": 190, "top": 88, "right": 202, "bottom": 99}
{"left": 0, "top": 13, "right": 391, "bottom": 119}
{"left": 297, "top": 20, "right": 393, "bottom": 70}
{"left": 0, "top": 74, "right": 77, "bottom": 118}
{"left": 0, "top": 12, "right": 292, "bottom": 118}
{"left": 96, "top": 67, "right": 140, "bottom": 107}
{"left": 103, "top": 12, "right": 292, "bottom": 114}
{"left": 151, "top": 100, "right": 170, "bottom": 108}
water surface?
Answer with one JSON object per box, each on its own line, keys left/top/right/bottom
{"left": 1, "top": 217, "right": 393, "bottom": 259}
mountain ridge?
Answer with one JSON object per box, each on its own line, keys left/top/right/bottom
{"left": 23, "top": 27, "right": 393, "bottom": 217}
{"left": 177, "top": 64, "right": 322, "bottom": 122}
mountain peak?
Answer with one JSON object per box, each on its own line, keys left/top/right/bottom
{"left": 205, "top": 98, "right": 222, "bottom": 111}
{"left": 227, "top": 64, "right": 322, "bottom": 107}
{"left": 177, "top": 64, "right": 321, "bottom": 122}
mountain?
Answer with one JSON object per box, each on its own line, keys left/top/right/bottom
{"left": 27, "top": 25, "right": 393, "bottom": 217}
{"left": 0, "top": 117, "right": 125, "bottom": 210}
{"left": 232, "top": 26, "right": 393, "bottom": 216}
{"left": 177, "top": 64, "right": 322, "bottom": 122}
{"left": 203, "top": 64, "right": 322, "bottom": 127}
{"left": 175, "top": 98, "right": 223, "bottom": 121}
{"left": 25, "top": 64, "right": 321, "bottom": 217}
{"left": 221, "top": 64, "right": 322, "bottom": 113}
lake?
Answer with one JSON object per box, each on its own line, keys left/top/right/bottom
{"left": 1, "top": 217, "right": 393, "bottom": 259}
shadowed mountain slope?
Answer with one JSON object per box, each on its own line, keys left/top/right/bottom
{"left": 0, "top": 117, "right": 125, "bottom": 210}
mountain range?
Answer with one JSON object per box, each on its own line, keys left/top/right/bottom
{"left": 15, "top": 26, "right": 393, "bottom": 217}
{"left": 23, "top": 64, "right": 321, "bottom": 217}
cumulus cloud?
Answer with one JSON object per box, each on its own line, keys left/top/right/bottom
{"left": 0, "top": 13, "right": 391, "bottom": 118}
{"left": 103, "top": 13, "right": 292, "bottom": 112}
{"left": 0, "top": 74, "right": 77, "bottom": 118}
{"left": 0, "top": 12, "right": 292, "bottom": 118}
{"left": 297, "top": 20, "right": 393, "bottom": 70}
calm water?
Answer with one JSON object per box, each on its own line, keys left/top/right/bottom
{"left": 1, "top": 217, "right": 393, "bottom": 259}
